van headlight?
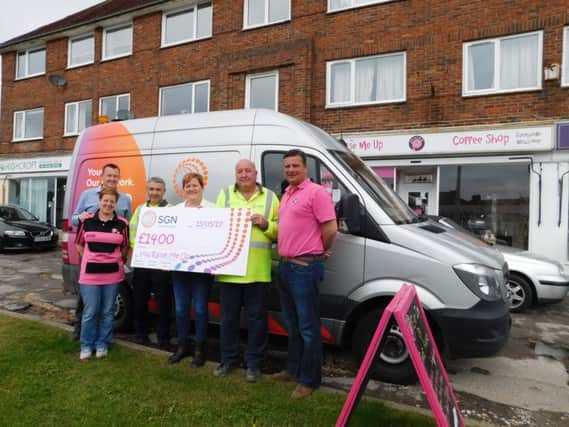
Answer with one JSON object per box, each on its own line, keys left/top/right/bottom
{"left": 453, "top": 263, "right": 502, "bottom": 301}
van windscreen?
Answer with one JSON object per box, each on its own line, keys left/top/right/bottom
{"left": 331, "top": 150, "right": 417, "bottom": 225}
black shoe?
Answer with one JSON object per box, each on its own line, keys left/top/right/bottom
{"left": 167, "top": 340, "right": 191, "bottom": 365}
{"left": 213, "top": 363, "right": 235, "bottom": 377}
{"left": 158, "top": 340, "right": 173, "bottom": 352}
{"left": 134, "top": 335, "right": 150, "bottom": 346}
{"left": 191, "top": 342, "right": 206, "bottom": 368}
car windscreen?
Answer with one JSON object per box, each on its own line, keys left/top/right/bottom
{"left": 3, "top": 206, "right": 38, "bottom": 221}
{"left": 330, "top": 150, "right": 418, "bottom": 225}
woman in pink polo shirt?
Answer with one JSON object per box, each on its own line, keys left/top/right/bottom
{"left": 75, "top": 188, "right": 129, "bottom": 361}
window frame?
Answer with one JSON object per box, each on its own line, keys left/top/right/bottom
{"left": 158, "top": 80, "right": 211, "bottom": 115}
{"left": 161, "top": 3, "right": 212, "bottom": 47}
{"left": 12, "top": 108, "right": 44, "bottom": 142}
{"left": 245, "top": 70, "right": 279, "bottom": 111}
{"left": 243, "top": 0, "right": 291, "bottom": 30}
{"left": 64, "top": 100, "right": 92, "bottom": 136}
{"left": 15, "top": 47, "right": 46, "bottom": 80}
{"left": 98, "top": 93, "right": 131, "bottom": 120}
{"left": 325, "top": 51, "right": 407, "bottom": 108}
{"left": 102, "top": 23, "right": 133, "bottom": 61}
{"left": 327, "top": 0, "right": 394, "bottom": 14}
{"left": 562, "top": 26, "right": 569, "bottom": 87}
{"left": 462, "top": 30, "right": 543, "bottom": 97}
{"left": 67, "top": 33, "right": 95, "bottom": 69}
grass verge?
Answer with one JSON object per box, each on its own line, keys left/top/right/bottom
{"left": 0, "top": 314, "right": 435, "bottom": 426}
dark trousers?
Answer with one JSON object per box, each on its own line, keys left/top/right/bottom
{"left": 219, "top": 282, "right": 268, "bottom": 369}
{"left": 133, "top": 267, "right": 173, "bottom": 343}
{"left": 172, "top": 271, "right": 212, "bottom": 343}
{"left": 277, "top": 261, "right": 324, "bottom": 389}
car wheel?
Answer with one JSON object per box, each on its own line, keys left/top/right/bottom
{"left": 114, "top": 282, "right": 133, "bottom": 332}
{"left": 352, "top": 307, "right": 418, "bottom": 385}
{"left": 507, "top": 273, "right": 534, "bottom": 313}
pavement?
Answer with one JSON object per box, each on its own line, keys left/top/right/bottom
{"left": 1, "top": 248, "right": 569, "bottom": 426}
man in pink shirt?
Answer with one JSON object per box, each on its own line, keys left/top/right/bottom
{"left": 273, "top": 149, "right": 337, "bottom": 399}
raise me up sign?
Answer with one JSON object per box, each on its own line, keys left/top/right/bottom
{"left": 336, "top": 284, "right": 464, "bottom": 427}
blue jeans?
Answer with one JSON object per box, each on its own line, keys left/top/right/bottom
{"left": 172, "top": 271, "right": 212, "bottom": 343}
{"left": 79, "top": 283, "right": 119, "bottom": 352}
{"left": 277, "top": 261, "right": 324, "bottom": 388}
{"left": 219, "top": 283, "right": 268, "bottom": 369}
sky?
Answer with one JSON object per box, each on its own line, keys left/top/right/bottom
{"left": 0, "top": 0, "right": 104, "bottom": 113}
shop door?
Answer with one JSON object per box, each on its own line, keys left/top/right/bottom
{"left": 397, "top": 167, "right": 437, "bottom": 216}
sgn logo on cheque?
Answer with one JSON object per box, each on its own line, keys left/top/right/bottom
{"left": 157, "top": 215, "right": 178, "bottom": 225}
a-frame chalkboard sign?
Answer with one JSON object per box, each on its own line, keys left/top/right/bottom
{"left": 336, "top": 284, "right": 464, "bottom": 427}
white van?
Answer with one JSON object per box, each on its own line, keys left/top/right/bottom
{"left": 61, "top": 109, "right": 511, "bottom": 384}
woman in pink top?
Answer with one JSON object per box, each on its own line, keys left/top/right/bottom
{"left": 75, "top": 188, "right": 129, "bottom": 361}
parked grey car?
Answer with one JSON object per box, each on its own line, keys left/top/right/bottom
{"left": 431, "top": 216, "right": 569, "bottom": 312}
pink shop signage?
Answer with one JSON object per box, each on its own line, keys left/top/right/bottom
{"left": 344, "top": 125, "right": 552, "bottom": 158}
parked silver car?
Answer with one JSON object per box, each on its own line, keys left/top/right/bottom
{"left": 431, "top": 216, "right": 569, "bottom": 312}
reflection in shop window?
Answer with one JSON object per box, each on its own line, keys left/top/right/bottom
{"left": 439, "top": 164, "right": 529, "bottom": 249}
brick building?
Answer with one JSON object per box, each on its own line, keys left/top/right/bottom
{"left": 1, "top": 0, "right": 569, "bottom": 260}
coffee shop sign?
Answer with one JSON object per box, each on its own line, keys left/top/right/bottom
{"left": 344, "top": 126, "right": 552, "bottom": 157}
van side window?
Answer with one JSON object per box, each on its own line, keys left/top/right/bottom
{"left": 262, "top": 152, "right": 347, "bottom": 201}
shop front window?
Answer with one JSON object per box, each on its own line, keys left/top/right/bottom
{"left": 7, "top": 177, "right": 63, "bottom": 226}
{"left": 439, "top": 164, "right": 529, "bottom": 249}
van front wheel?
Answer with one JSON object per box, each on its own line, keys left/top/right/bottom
{"left": 352, "top": 308, "right": 418, "bottom": 385}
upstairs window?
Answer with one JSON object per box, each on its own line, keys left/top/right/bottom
{"left": 64, "top": 100, "right": 92, "bottom": 136}
{"left": 326, "top": 52, "right": 406, "bottom": 107}
{"left": 162, "top": 2, "right": 212, "bottom": 46}
{"left": 16, "top": 48, "right": 46, "bottom": 79}
{"left": 562, "top": 27, "right": 569, "bottom": 86}
{"left": 102, "top": 24, "right": 133, "bottom": 60}
{"left": 463, "top": 31, "right": 542, "bottom": 96}
{"left": 328, "top": 0, "right": 393, "bottom": 13}
{"left": 159, "top": 80, "right": 210, "bottom": 115}
{"left": 99, "top": 93, "right": 130, "bottom": 121}
{"left": 244, "top": 0, "right": 290, "bottom": 29}
{"left": 13, "top": 108, "right": 44, "bottom": 141}
{"left": 68, "top": 34, "right": 95, "bottom": 68}
{"left": 245, "top": 71, "right": 279, "bottom": 110}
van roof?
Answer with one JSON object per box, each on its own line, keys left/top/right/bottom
{"left": 82, "top": 109, "right": 346, "bottom": 152}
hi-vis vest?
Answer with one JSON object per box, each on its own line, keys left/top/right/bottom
{"left": 129, "top": 199, "right": 170, "bottom": 248}
{"left": 216, "top": 184, "right": 279, "bottom": 284}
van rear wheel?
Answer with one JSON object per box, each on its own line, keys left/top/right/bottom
{"left": 352, "top": 307, "right": 418, "bottom": 385}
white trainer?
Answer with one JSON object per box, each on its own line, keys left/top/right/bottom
{"left": 79, "top": 349, "right": 92, "bottom": 360}
{"left": 95, "top": 348, "right": 108, "bottom": 358}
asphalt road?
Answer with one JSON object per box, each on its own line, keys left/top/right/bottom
{"left": 1, "top": 248, "right": 568, "bottom": 426}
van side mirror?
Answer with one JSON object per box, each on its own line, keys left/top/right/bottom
{"left": 336, "top": 193, "right": 362, "bottom": 233}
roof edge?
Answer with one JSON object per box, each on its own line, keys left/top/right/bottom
{"left": 0, "top": 0, "right": 169, "bottom": 52}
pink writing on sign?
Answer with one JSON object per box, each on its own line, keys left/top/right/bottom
{"left": 336, "top": 284, "right": 464, "bottom": 427}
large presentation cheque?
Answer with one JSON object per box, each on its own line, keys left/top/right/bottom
{"left": 131, "top": 207, "right": 252, "bottom": 276}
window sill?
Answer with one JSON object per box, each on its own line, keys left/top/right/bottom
{"left": 325, "top": 99, "right": 406, "bottom": 109}
{"left": 67, "top": 61, "right": 95, "bottom": 70}
{"left": 15, "top": 73, "right": 45, "bottom": 81}
{"left": 243, "top": 18, "right": 290, "bottom": 32}
{"left": 161, "top": 35, "right": 212, "bottom": 49}
{"left": 101, "top": 52, "right": 132, "bottom": 62}
{"left": 63, "top": 133, "right": 80, "bottom": 138}
{"left": 327, "top": 1, "right": 396, "bottom": 15}
{"left": 462, "top": 87, "right": 542, "bottom": 98}
{"left": 12, "top": 137, "right": 44, "bottom": 143}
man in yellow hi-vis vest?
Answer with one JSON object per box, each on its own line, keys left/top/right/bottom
{"left": 129, "top": 177, "right": 173, "bottom": 350}
{"left": 213, "top": 159, "right": 279, "bottom": 382}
